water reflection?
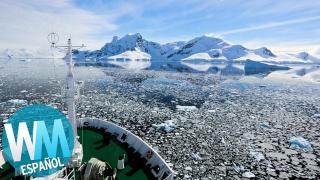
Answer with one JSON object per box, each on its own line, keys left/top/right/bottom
{"left": 220, "top": 64, "right": 244, "bottom": 76}
{"left": 108, "top": 59, "right": 151, "bottom": 70}
{"left": 1, "top": 58, "right": 319, "bottom": 83}
{"left": 0, "top": 58, "right": 105, "bottom": 81}
{"left": 181, "top": 61, "right": 216, "bottom": 72}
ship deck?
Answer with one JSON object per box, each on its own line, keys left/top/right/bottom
{"left": 0, "top": 163, "right": 15, "bottom": 179}
{"left": 78, "top": 128, "right": 150, "bottom": 180}
{"left": 0, "top": 128, "right": 155, "bottom": 180}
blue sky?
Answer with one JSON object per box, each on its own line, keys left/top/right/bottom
{"left": 1, "top": 0, "right": 319, "bottom": 54}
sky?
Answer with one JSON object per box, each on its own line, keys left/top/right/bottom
{"left": 0, "top": 0, "right": 320, "bottom": 55}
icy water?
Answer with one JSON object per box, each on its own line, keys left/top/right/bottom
{"left": 0, "top": 58, "right": 320, "bottom": 179}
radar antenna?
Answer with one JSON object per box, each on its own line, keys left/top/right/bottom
{"left": 47, "top": 32, "right": 59, "bottom": 48}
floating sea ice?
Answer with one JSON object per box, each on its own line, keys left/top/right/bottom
{"left": 152, "top": 120, "right": 176, "bottom": 133}
{"left": 8, "top": 99, "right": 27, "bottom": 105}
{"left": 260, "top": 122, "right": 270, "bottom": 129}
{"left": 191, "top": 152, "right": 202, "bottom": 161}
{"left": 289, "top": 137, "right": 313, "bottom": 151}
{"left": 184, "top": 166, "right": 192, "bottom": 171}
{"left": 313, "top": 114, "right": 320, "bottom": 118}
{"left": 221, "top": 137, "right": 226, "bottom": 144}
{"left": 242, "top": 171, "right": 255, "bottom": 178}
{"left": 232, "top": 162, "right": 244, "bottom": 173}
{"left": 176, "top": 105, "right": 198, "bottom": 111}
{"left": 250, "top": 151, "right": 265, "bottom": 162}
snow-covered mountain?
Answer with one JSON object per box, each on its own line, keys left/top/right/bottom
{"left": 0, "top": 48, "right": 65, "bottom": 59}
{"left": 74, "top": 33, "right": 164, "bottom": 61}
{"left": 74, "top": 33, "right": 319, "bottom": 65}
{"left": 0, "top": 48, "right": 35, "bottom": 58}
{"left": 2, "top": 33, "right": 319, "bottom": 70}
{"left": 161, "top": 41, "right": 186, "bottom": 57}
{"left": 167, "top": 35, "right": 229, "bottom": 60}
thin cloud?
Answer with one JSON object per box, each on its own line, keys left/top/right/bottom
{"left": 239, "top": 39, "right": 320, "bottom": 55}
{"left": 0, "top": 0, "right": 118, "bottom": 50}
{"left": 213, "top": 16, "right": 320, "bottom": 36}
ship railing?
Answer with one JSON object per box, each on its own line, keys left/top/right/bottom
{"left": 66, "top": 168, "right": 76, "bottom": 180}
{"left": 78, "top": 118, "right": 175, "bottom": 180}
{"left": 163, "top": 173, "right": 174, "bottom": 180}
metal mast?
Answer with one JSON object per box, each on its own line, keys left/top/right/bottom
{"left": 48, "top": 33, "right": 84, "bottom": 168}
{"left": 66, "top": 38, "right": 77, "bottom": 140}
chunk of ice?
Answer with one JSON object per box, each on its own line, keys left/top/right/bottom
{"left": 191, "top": 152, "right": 202, "bottom": 160}
{"left": 260, "top": 122, "right": 270, "bottom": 129}
{"left": 176, "top": 105, "right": 198, "bottom": 111}
{"left": 242, "top": 172, "right": 255, "bottom": 178}
{"left": 152, "top": 120, "right": 176, "bottom": 133}
{"left": 289, "top": 137, "right": 313, "bottom": 151}
{"left": 8, "top": 99, "right": 27, "bottom": 105}
{"left": 185, "top": 166, "right": 192, "bottom": 171}
{"left": 250, "top": 151, "right": 265, "bottom": 162}
{"left": 232, "top": 163, "right": 244, "bottom": 173}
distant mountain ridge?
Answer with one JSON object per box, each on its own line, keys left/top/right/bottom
{"left": 72, "top": 33, "right": 319, "bottom": 64}
{"left": 1, "top": 33, "right": 319, "bottom": 65}
{"left": 0, "top": 48, "right": 64, "bottom": 59}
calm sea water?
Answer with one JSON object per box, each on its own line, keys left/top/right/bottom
{"left": 0, "top": 58, "right": 319, "bottom": 100}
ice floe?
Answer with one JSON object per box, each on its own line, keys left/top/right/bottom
{"left": 7, "top": 99, "right": 27, "bottom": 105}
{"left": 152, "top": 120, "right": 176, "bottom": 133}
{"left": 176, "top": 105, "right": 198, "bottom": 111}
{"left": 289, "top": 137, "right": 313, "bottom": 151}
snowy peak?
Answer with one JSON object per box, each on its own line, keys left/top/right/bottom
{"left": 167, "top": 35, "right": 229, "bottom": 60}
{"left": 222, "top": 45, "right": 247, "bottom": 59}
{"left": 253, "top": 47, "right": 275, "bottom": 58}
{"left": 81, "top": 33, "right": 164, "bottom": 60}
{"left": 111, "top": 36, "right": 118, "bottom": 43}
{"left": 294, "top": 52, "right": 320, "bottom": 62}
{"left": 71, "top": 33, "right": 320, "bottom": 64}
{"left": 186, "top": 35, "right": 229, "bottom": 49}
{"left": 296, "top": 52, "right": 309, "bottom": 60}
{"left": 161, "top": 41, "right": 186, "bottom": 57}
{"left": 118, "top": 33, "right": 143, "bottom": 45}
{"left": 100, "top": 33, "right": 145, "bottom": 54}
